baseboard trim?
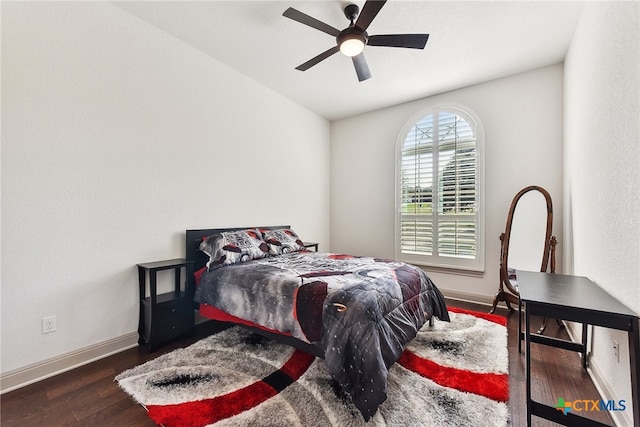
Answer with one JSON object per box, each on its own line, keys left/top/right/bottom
{"left": 588, "top": 358, "right": 631, "bottom": 427}
{"left": 1, "top": 332, "right": 139, "bottom": 394}
{"left": 440, "top": 288, "right": 495, "bottom": 307}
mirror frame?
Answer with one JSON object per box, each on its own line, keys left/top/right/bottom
{"left": 493, "top": 185, "right": 557, "bottom": 310}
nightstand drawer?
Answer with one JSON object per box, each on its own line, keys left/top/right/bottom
{"left": 155, "top": 309, "right": 193, "bottom": 341}
{"left": 141, "top": 298, "right": 194, "bottom": 344}
{"left": 155, "top": 296, "right": 191, "bottom": 315}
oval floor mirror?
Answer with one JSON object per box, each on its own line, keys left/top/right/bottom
{"left": 490, "top": 186, "right": 557, "bottom": 345}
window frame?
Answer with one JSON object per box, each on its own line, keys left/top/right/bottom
{"left": 394, "top": 104, "right": 485, "bottom": 272}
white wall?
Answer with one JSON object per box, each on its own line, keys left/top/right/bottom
{"left": 330, "top": 65, "right": 564, "bottom": 300}
{"left": 564, "top": 2, "right": 639, "bottom": 425}
{"left": 1, "top": 2, "right": 330, "bottom": 375}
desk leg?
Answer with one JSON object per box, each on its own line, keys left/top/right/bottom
{"left": 525, "top": 302, "right": 532, "bottom": 426}
{"left": 582, "top": 323, "right": 588, "bottom": 370}
{"left": 629, "top": 317, "right": 640, "bottom": 427}
{"left": 518, "top": 295, "right": 523, "bottom": 353}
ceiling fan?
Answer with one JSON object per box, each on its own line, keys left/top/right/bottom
{"left": 283, "top": 0, "right": 429, "bottom": 82}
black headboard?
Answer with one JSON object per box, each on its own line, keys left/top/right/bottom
{"left": 185, "top": 225, "right": 290, "bottom": 291}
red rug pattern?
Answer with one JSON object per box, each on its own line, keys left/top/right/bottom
{"left": 117, "top": 308, "right": 509, "bottom": 426}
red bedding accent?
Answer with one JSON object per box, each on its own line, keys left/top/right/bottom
{"left": 199, "top": 303, "right": 293, "bottom": 337}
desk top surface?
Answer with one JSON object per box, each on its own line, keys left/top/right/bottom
{"left": 517, "top": 270, "right": 637, "bottom": 318}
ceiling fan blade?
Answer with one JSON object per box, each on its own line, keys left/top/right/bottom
{"left": 295, "top": 46, "right": 340, "bottom": 71}
{"left": 352, "top": 53, "right": 372, "bottom": 82}
{"left": 355, "top": 0, "right": 387, "bottom": 31}
{"left": 283, "top": 7, "right": 341, "bottom": 37}
{"left": 368, "top": 34, "right": 429, "bottom": 49}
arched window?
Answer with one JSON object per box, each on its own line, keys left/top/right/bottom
{"left": 395, "top": 106, "right": 484, "bottom": 271}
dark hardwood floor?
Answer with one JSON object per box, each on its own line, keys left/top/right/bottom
{"left": 1, "top": 300, "right": 614, "bottom": 426}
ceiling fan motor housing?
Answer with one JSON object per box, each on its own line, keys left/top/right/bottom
{"left": 337, "top": 26, "right": 368, "bottom": 49}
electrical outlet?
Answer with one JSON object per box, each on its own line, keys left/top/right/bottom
{"left": 613, "top": 340, "right": 620, "bottom": 363}
{"left": 42, "top": 316, "right": 56, "bottom": 334}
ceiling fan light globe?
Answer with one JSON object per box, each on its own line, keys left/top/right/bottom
{"left": 340, "top": 37, "right": 365, "bottom": 57}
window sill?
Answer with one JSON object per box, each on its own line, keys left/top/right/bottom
{"left": 412, "top": 263, "right": 485, "bottom": 278}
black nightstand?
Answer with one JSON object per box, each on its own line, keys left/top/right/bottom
{"left": 136, "top": 258, "right": 195, "bottom": 351}
{"left": 303, "top": 242, "right": 319, "bottom": 252}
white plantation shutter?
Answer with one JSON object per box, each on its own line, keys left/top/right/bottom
{"left": 397, "top": 107, "right": 484, "bottom": 271}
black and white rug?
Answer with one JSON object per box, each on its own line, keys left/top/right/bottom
{"left": 116, "top": 307, "right": 509, "bottom": 426}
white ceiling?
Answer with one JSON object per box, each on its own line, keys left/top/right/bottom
{"left": 113, "top": 1, "right": 585, "bottom": 121}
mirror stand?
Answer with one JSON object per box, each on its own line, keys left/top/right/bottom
{"left": 491, "top": 234, "right": 558, "bottom": 314}
{"left": 490, "top": 232, "right": 523, "bottom": 312}
{"left": 488, "top": 186, "right": 559, "bottom": 349}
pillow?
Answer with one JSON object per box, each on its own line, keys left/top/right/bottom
{"left": 262, "top": 228, "right": 306, "bottom": 255}
{"left": 200, "top": 228, "right": 269, "bottom": 269}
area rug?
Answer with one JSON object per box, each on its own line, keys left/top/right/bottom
{"left": 116, "top": 307, "right": 509, "bottom": 426}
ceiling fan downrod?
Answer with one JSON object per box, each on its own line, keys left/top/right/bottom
{"left": 344, "top": 4, "right": 360, "bottom": 25}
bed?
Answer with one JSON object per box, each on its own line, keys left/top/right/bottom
{"left": 185, "top": 226, "right": 449, "bottom": 421}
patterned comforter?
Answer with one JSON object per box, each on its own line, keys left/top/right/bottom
{"left": 194, "top": 251, "right": 449, "bottom": 420}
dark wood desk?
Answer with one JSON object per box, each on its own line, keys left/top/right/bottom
{"left": 517, "top": 270, "right": 640, "bottom": 426}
